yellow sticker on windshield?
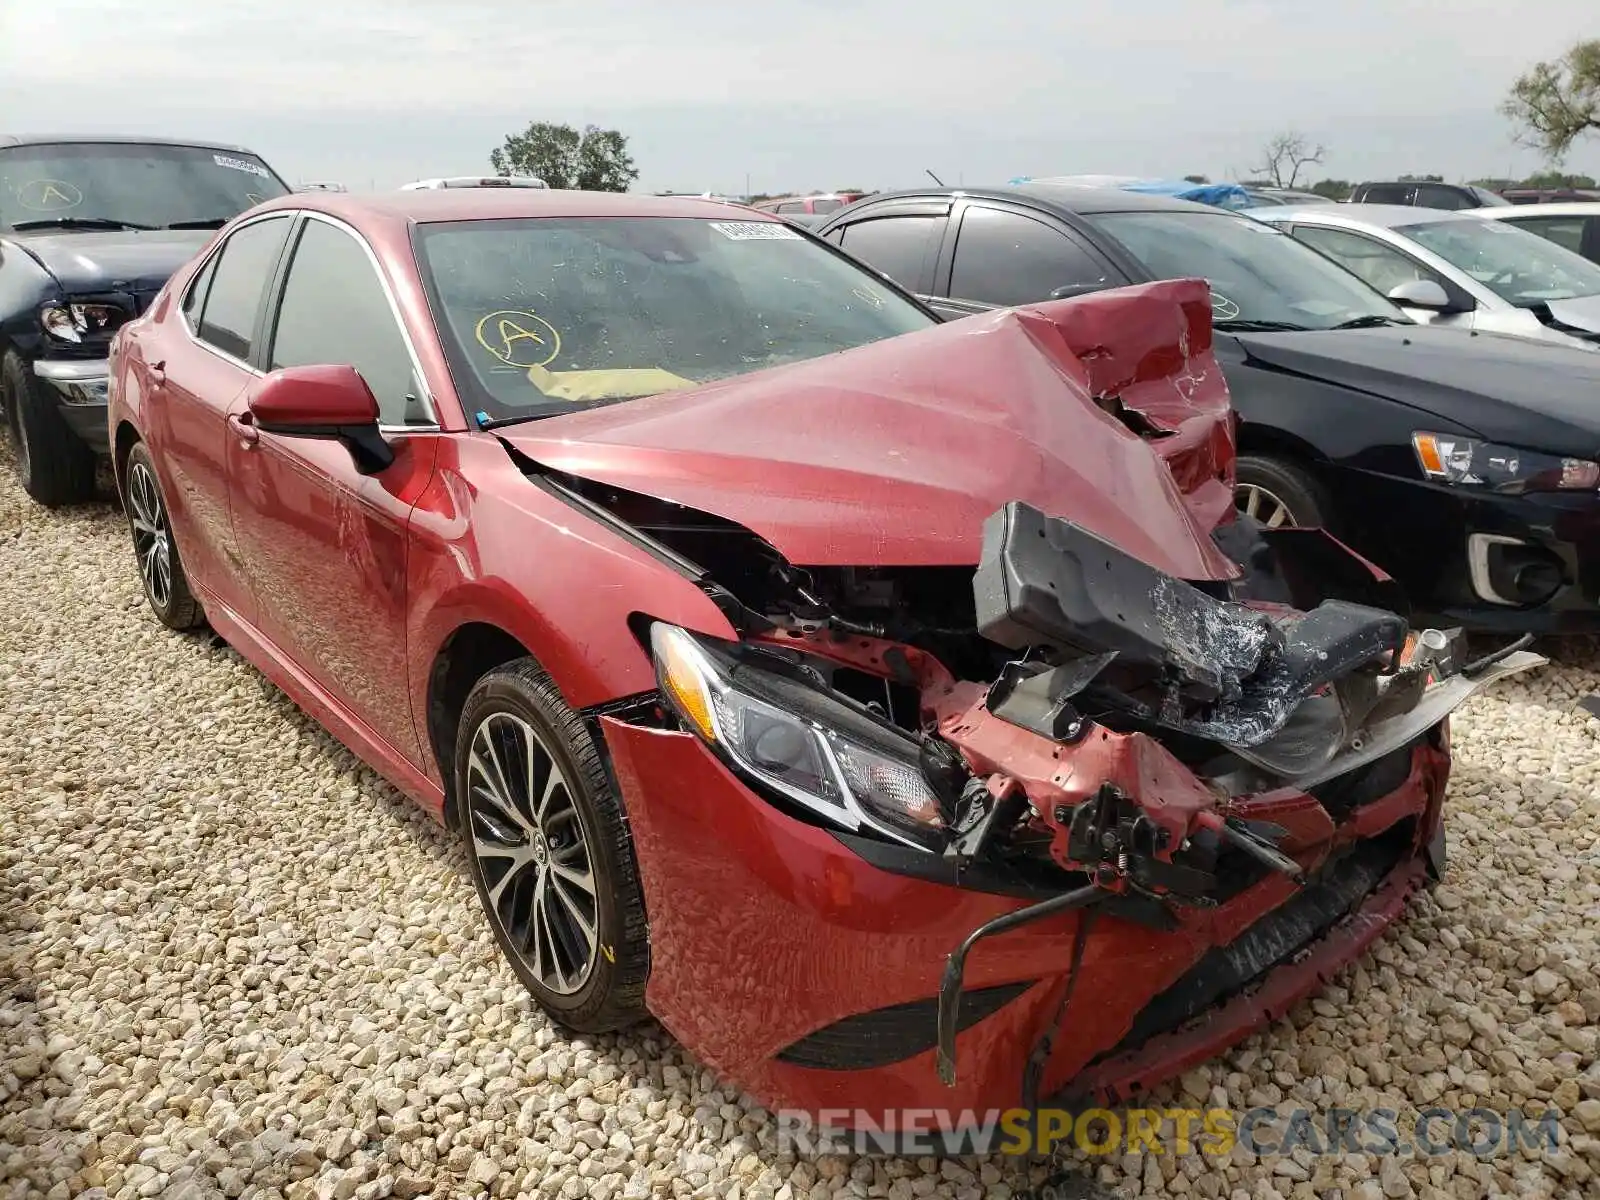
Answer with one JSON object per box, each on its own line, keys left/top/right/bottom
{"left": 15, "top": 179, "right": 83, "bottom": 212}
{"left": 474, "top": 309, "right": 562, "bottom": 368}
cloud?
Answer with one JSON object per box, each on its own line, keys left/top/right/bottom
{"left": 3, "top": 0, "right": 1597, "bottom": 190}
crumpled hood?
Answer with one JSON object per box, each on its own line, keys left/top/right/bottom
{"left": 1231, "top": 323, "right": 1600, "bottom": 457}
{"left": 503, "top": 278, "right": 1241, "bottom": 582}
{"left": 8, "top": 229, "right": 211, "bottom": 296}
{"left": 1546, "top": 294, "right": 1600, "bottom": 335}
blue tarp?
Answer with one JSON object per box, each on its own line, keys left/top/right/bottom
{"left": 1117, "top": 180, "right": 1255, "bottom": 210}
{"left": 1007, "top": 176, "right": 1255, "bottom": 211}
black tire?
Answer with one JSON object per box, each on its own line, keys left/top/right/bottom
{"left": 1234, "top": 454, "right": 1331, "bottom": 531}
{"left": 1, "top": 349, "right": 96, "bottom": 507}
{"left": 456, "top": 658, "right": 649, "bottom": 1033}
{"left": 122, "top": 442, "right": 205, "bottom": 630}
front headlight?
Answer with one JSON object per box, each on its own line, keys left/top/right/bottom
{"left": 1412, "top": 432, "right": 1600, "bottom": 494}
{"left": 40, "top": 302, "right": 127, "bottom": 344}
{"left": 650, "top": 622, "right": 944, "bottom": 848}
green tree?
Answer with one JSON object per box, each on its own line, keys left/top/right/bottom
{"left": 489, "top": 122, "right": 640, "bottom": 192}
{"left": 1502, "top": 39, "right": 1600, "bottom": 159}
{"left": 1521, "top": 168, "right": 1597, "bottom": 188}
{"left": 1308, "top": 178, "right": 1352, "bottom": 201}
{"left": 1183, "top": 174, "right": 1211, "bottom": 184}
{"left": 1398, "top": 173, "right": 1444, "bottom": 182}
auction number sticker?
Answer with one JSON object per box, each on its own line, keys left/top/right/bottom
{"left": 214, "top": 154, "right": 270, "bottom": 178}
{"left": 710, "top": 221, "right": 801, "bottom": 241}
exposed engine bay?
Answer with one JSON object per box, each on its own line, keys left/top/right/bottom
{"left": 533, "top": 463, "right": 1540, "bottom": 900}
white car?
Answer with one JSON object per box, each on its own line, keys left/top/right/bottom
{"left": 400, "top": 176, "right": 548, "bottom": 190}
{"left": 1252, "top": 204, "right": 1600, "bottom": 350}
{"left": 1472, "top": 202, "right": 1600, "bottom": 267}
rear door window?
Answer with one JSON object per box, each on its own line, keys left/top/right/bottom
{"left": 1356, "top": 183, "right": 1413, "bottom": 205}
{"left": 195, "top": 215, "right": 291, "bottom": 361}
{"left": 1415, "top": 185, "right": 1471, "bottom": 210}
{"left": 832, "top": 215, "right": 943, "bottom": 290}
{"left": 947, "top": 205, "right": 1112, "bottom": 306}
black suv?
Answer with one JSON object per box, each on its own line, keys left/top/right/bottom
{"left": 816, "top": 186, "right": 1600, "bottom": 634}
{"left": 0, "top": 136, "right": 291, "bottom": 504}
{"left": 1347, "top": 180, "right": 1509, "bottom": 210}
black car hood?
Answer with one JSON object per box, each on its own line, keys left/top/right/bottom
{"left": 1230, "top": 324, "right": 1600, "bottom": 457}
{"left": 7, "top": 229, "right": 211, "bottom": 296}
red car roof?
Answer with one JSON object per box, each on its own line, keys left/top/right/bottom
{"left": 251, "top": 188, "right": 770, "bottom": 225}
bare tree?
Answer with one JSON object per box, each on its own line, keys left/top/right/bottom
{"left": 1252, "top": 132, "right": 1327, "bottom": 189}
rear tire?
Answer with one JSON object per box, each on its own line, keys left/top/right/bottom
{"left": 457, "top": 658, "right": 650, "bottom": 1033}
{"left": 1235, "top": 454, "right": 1331, "bottom": 530}
{"left": 1, "top": 349, "right": 96, "bottom": 507}
{"left": 122, "top": 442, "right": 205, "bottom": 630}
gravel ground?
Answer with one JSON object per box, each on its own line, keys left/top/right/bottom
{"left": 1, "top": 445, "right": 1598, "bottom": 1200}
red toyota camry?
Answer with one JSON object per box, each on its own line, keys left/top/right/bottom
{"left": 106, "top": 189, "right": 1538, "bottom": 1118}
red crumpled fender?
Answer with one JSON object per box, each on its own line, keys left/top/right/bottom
{"left": 1020, "top": 277, "right": 1236, "bottom": 533}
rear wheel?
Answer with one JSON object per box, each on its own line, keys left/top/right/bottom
{"left": 457, "top": 658, "right": 650, "bottom": 1033}
{"left": 1, "top": 349, "right": 96, "bottom": 507}
{"left": 1234, "top": 454, "right": 1330, "bottom": 530}
{"left": 122, "top": 442, "right": 204, "bottom": 630}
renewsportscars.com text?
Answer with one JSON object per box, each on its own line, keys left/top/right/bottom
{"left": 777, "top": 1105, "right": 1563, "bottom": 1159}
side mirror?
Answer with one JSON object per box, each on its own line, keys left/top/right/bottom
{"left": 247, "top": 364, "right": 395, "bottom": 474}
{"left": 1386, "top": 279, "right": 1462, "bottom": 313}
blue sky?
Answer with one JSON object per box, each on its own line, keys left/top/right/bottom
{"left": 3, "top": 0, "right": 1597, "bottom": 194}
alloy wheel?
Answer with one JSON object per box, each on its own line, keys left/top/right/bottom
{"left": 467, "top": 712, "right": 599, "bottom": 995}
{"left": 127, "top": 462, "right": 173, "bottom": 609}
{"left": 1235, "top": 482, "right": 1299, "bottom": 529}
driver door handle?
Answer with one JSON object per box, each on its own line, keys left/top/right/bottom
{"left": 227, "top": 410, "right": 259, "bottom": 446}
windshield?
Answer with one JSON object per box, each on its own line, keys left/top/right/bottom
{"left": 1470, "top": 186, "right": 1511, "bottom": 207}
{"left": 1400, "top": 217, "right": 1600, "bottom": 306}
{"left": 0, "top": 142, "right": 289, "bottom": 231}
{"left": 413, "top": 216, "right": 935, "bottom": 420}
{"left": 1087, "top": 210, "right": 1408, "bottom": 331}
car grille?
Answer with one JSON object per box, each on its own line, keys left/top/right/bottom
{"left": 774, "top": 980, "right": 1036, "bottom": 1071}
{"left": 1091, "top": 819, "right": 1414, "bottom": 1062}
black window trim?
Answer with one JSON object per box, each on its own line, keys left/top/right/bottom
{"left": 179, "top": 252, "right": 220, "bottom": 338}
{"left": 180, "top": 210, "right": 294, "bottom": 375}
{"left": 259, "top": 210, "right": 439, "bottom": 432}
{"left": 935, "top": 197, "right": 1125, "bottom": 306}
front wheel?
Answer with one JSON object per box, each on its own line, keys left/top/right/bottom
{"left": 456, "top": 658, "right": 650, "bottom": 1033}
{"left": 1234, "top": 454, "right": 1330, "bottom": 530}
{"left": 1, "top": 350, "right": 96, "bottom": 507}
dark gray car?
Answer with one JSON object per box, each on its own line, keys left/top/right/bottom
{"left": 0, "top": 135, "right": 291, "bottom": 505}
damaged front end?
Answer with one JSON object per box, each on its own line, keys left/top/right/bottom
{"left": 507, "top": 281, "right": 1543, "bottom": 1108}
{"left": 627, "top": 496, "right": 1539, "bottom": 1091}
